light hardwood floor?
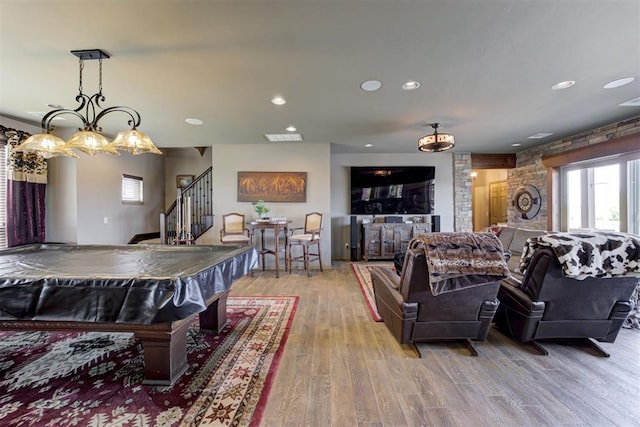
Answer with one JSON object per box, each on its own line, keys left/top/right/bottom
{"left": 230, "top": 262, "right": 640, "bottom": 427}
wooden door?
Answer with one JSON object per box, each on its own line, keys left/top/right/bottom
{"left": 489, "top": 180, "right": 508, "bottom": 224}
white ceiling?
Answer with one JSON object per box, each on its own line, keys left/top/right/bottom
{"left": 1, "top": 0, "right": 639, "bottom": 154}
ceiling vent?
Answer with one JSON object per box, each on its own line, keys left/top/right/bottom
{"left": 527, "top": 132, "right": 553, "bottom": 139}
{"left": 29, "top": 112, "right": 66, "bottom": 121}
{"left": 619, "top": 97, "right": 640, "bottom": 107}
{"left": 264, "top": 133, "right": 303, "bottom": 142}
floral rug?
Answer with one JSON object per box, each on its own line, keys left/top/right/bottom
{"left": 0, "top": 296, "right": 298, "bottom": 426}
{"left": 350, "top": 262, "right": 394, "bottom": 322}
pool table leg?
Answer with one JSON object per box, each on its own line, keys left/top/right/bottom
{"left": 199, "top": 290, "right": 230, "bottom": 333}
{"left": 136, "top": 319, "right": 190, "bottom": 386}
{"left": 135, "top": 290, "right": 230, "bottom": 385}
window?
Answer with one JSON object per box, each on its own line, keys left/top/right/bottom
{"left": 629, "top": 158, "right": 640, "bottom": 235}
{"left": 122, "top": 174, "right": 143, "bottom": 204}
{"left": 562, "top": 152, "right": 640, "bottom": 233}
{"left": 0, "top": 144, "right": 6, "bottom": 248}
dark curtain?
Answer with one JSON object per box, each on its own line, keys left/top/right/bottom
{"left": 0, "top": 125, "right": 48, "bottom": 247}
{"left": 7, "top": 180, "right": 46, "bottom": 246}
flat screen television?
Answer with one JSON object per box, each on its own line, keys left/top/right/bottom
{"left": 350, "top": 166, "right": 435, "bottom": 215}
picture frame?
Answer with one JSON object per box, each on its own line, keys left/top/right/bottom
{"left": 237, "top": 171, "right": 307, "bottom": 202}
{"left": 176, "top": 174, "right": 195, "bottom": 189}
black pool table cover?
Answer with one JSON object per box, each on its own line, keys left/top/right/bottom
{"left": 0, "top": 244, "right": 258, "bottom": 324}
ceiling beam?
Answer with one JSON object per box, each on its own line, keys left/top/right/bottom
{"left": 542, "top": 133, "right": 640, "bottom": 168}
{"left": 471, "top": 153, "right": 516, "bottom": 169}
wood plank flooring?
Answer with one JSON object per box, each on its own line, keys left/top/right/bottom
{"left": 230, "top": 262, "right": 640, "bottom": 426}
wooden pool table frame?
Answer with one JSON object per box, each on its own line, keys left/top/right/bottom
{"left": 0, "top": 290, "right": 230, "bottom": 386}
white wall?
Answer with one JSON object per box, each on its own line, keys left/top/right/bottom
{"left": 0, "top": 118, "right": 40, "bottom": 134}
{"left": 212, "top": 142, "right": 332, "bottom": 267}
{"left": 46, "top": 156, "right": 78, "bottom": 243}
{"left": 0, "top": 118, "right": 81, "bottom": 244}
{"left": 163, "top": 147, "right": 212, "bottom": 210}
{"left": 330, "top": 152, "right": 455, "bottom": 260}
{"left": 4, "top": 112, "right": 455, "bottom": 256}
{"left": 0, "top": 118, "right": 166, "bottom": 245}
{"left": 74, "top": 153, "right": 165, "bottom": 244}
{"left": 46, "top": 149, "right": 165, "bottom": 245}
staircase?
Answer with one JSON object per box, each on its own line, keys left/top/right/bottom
{"left": 160, "top": 167, "right": 213, "bottom": 244}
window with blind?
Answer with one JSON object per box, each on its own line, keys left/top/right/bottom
{"left": 122, "top": 174, "right": 143, "bottom": 204}
{"left": 0, "top": 144, "right": 7, "bottom": 248}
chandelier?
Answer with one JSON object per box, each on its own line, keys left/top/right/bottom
{"left": 17, "top": 49, "right": 162, "bottom": 158}
{"left": 417, "top": 123, "right": 455, "bottom": 152}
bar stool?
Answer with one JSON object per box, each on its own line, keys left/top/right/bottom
{"left": 288, "top": 212, "right": 323, "bottom": 276}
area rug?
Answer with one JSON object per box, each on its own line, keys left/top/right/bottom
{"left": 0, "top": 296, "right": 298, "bottom": 426}
{"left": 350, "top": 262, "right": 394, "bottom": 322}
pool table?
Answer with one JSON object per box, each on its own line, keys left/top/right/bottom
{"left": 0, "top": 243, "right": 258, "bottom": 385}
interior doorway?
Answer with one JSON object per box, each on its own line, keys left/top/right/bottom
{"left": 472, "top": 169, "right": 508, "bottom": 231}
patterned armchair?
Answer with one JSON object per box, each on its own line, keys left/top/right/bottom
{"left": 371, "top": 233, "right": 509, "bottom": 356}
{"left": 494, "top": 232, "right": 640, "bottom": 357}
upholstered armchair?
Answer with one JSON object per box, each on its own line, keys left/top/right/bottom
{"left": 371, "top": 233, "right": 510, "bottom": 356}
{"left": 494, "top": 232, "right": 640, "bottom": 357}
{"left": 220, "top": 213, "right": 252, "bottom": 246}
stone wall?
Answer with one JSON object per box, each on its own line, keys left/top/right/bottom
{"left": 509, "top": 115, "right": 640, "bottom": 229}
{"left": 453, "top": 115, "right": 640, "bottom": 232}
{"left": 453, "top": 153, "right": 473, "bottom": 232}
{"left": 516, "top": 116, "right": 640, "bottom": 168}
{"left": 507, "top": 163, "right": 547, "bottom": 230}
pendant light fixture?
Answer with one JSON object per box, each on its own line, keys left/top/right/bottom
{"left": 17, "top": 49, "right": 162, "bottom": 157}
{"left": 417, "top": 123, "right": 455, "bottom": 152}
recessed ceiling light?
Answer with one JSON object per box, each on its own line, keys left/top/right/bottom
{"left": 528, "top": 132, "right": 553, "bottom": 139}
{"left": 604, "top": 77, "right": 634, "bottom": 89}
{"left": 619, "top": 97, "right": 640, "bottom": 107}
{"left": 551, "top": 80, "right": 575, "bottom": 90}
{"left": 271, "top": 96, "right": 286, "bottom": 105}
{"left": 285, "top": 126, "right": 297, "bottom": 132}
{"left": 360, "top": 80, "right": 382, "bottom": 92}
{"left": 185, "top": 118, "right": 204, "bottom": 125}
{"left": 364, "top": 143, "right": 373, "bottom": 147}
{"left": 511, "top": 143, "right": 522, "bottom": 147}
{"left": 401, "top": 81, "right": 420, "bottom": 91}
{"left": 264, "top": 133, "right": 303, "bottom": 142}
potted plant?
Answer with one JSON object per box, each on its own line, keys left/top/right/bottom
{"left": 252, "top": 200, "right": 270, "bottom": 219}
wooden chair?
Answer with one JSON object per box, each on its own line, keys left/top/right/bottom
{"left": 288, "top": 212, "right": 323, "bottom": 276}
{"left": 220, "top": 213, "right": 252, "bottom": 246}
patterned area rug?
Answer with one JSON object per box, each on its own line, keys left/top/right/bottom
{"left": 0, "top": 296, "right": 297, "bottom": 426}
{"left": 350, "top": 262, "right": 395, "bottom": 322}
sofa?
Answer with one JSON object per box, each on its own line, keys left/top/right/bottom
{"left": 371, "top": 232, "right": 510, "bottom": 356}
{"left": 491, "top": 226, "right": 546, "bottom": 276}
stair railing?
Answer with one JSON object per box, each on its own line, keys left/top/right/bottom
{"left": 160, "top": 166, "right": 213, "bottom": 244}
